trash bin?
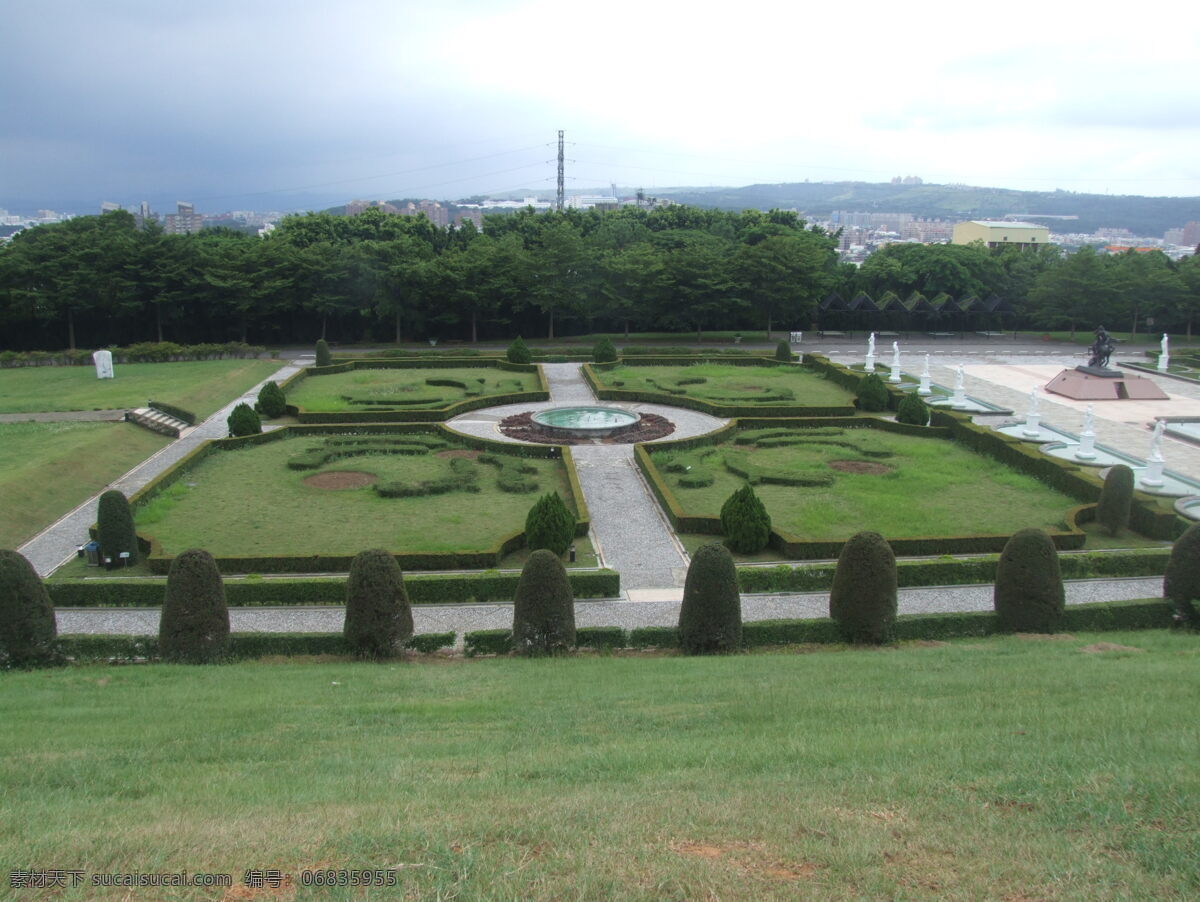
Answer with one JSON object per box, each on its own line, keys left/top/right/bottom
{"left": 82, "top": 541, "right": 101, "bottom": 567}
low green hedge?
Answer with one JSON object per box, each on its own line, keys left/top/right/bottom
{"left": 148, "top": 400, "right": 198, "bottom": 426}
{"left": 0, "top": 342, "right": 266, "bottom": 368}
{"left": 57, "top": 631, "right": 457, "bottom": 661}
{"left": 463, "top": 625, "right": 628, "bottom": 656}
{"left": 47, "top": 570, "right": 622, "bottom": 607}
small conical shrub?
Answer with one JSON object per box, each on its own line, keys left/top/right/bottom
{"left": 895, "top": 390, "right": 929, "bottom": 426}
{"left": 775, "top": 340, "right": 793, "bottom": 362}
{"left": 829, "top": 531, "right": 897, "bottom": 643}
{"left": 856, "top": 373, "right": 890, "bottom": 412}
{"left": 720, "top": 484, "right": 772, "bottom": 554}
{"left": 0, "top": 549, "right": 59, "bottom": 668}
{"left": 256, "top": 380, "right": 287, "bottom": 419}
{"left": 344, "top": 549, "right": 413, "bottom": 658}
{"left": 512, "top": 549, "right": 576, "bottom": 655}
{"left": 1096, "top": 465, "right": 1134, "bottom": 537}
{"left": 97, "top": 489, "right": 138, "bottom": 567}
{"left": 315, "top": 338, "right": 333, "bottom": 367}
{"left": 994, "top": 528, "right": 1064, "bottom": 633}
{"left": 1163, "top": 522, "right": 1200, "bottom": 626}
{"left": 678, "top": 543, "right": 742, "bottom": 654}
{"left": 227, "top": 402, "right": 261, "bottom": 437}
{"left": 525, "top": 492, "right": 575, "bottom": 557}
{"left": 159, "top": 549, "right": 229, "bottom": 663}
{"left": 506, "top": 336, "right": 532, "bottom": 364}
{"left": 593, "top": 336, "right": 618, "bottom": 363}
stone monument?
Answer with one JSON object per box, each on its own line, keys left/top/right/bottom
{"left": 1044, "top": 324, "right": 1167, "bottom": 401}
{"left": 93, "top": 349, "right": 114, "bottom": 379}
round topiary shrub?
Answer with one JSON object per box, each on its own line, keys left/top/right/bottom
{"left": 593, "top": 336, "right": 618, "bottom": 363}
{"left": 96, "top": 489, "right": 138, "bottom": 567}
{"left": 1096, "top": 464, "right": 1134, "bottom": 537}
{"left": 507, "top": 336, "right": 532, "bottom": 364}
{"left": 512, "top": 549, "right": 576, "bottom": 655}
{"left": 775, "top": 340, "right": 793, "bottom": 362}
{"left": 856, "top": 373, "right": 890, "bottom": 412}
{"left": 0, "top": 549, "right": 59, "bottom": 668}
{"left": 720, "top": 484, "right": 772, "bottom": 554}
{"left": 256, "top": 380, "right": 287, "bottom": 419}
{"left": 227, "top": 402, "right": 262, "bottom": 437}
{"left": 1163, "top": 521, "right": 1200, "bottom": 626}
{"left": 344, "top": 549, "right": 413, "bottom": 658}
{"left": 315, "top": 338, "right": 333, "bottom": 367}
{"left": 993, "top": 528, "right": 1064, "bottom": 633}
{"left": 159, "top": 549, "right": 230, "bottom": 663}
{"left": 525, "top": 492, "right": 575, "bottom": 557}
{"left": 678, "top": 543, "right": 742, "bottom": 654}
{"left": 895, "top": 390, "right": 929, "bottom": 426}
{"left": 829, "top": 531, "right": 897, "bottom": 643}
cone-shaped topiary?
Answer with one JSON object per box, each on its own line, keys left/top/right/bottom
{"left": 506, "top": 336, "right": 532, "bottom": 364}
{"left": 159, "top": 549, "right": 229, "bottom": 663}
{"left": 1163, "top": 521, "right": 1200, "bottom": 626}
{"left": 227, "top": 402, "right": 261, "bottom": 437}
{"left": 775, "top": 340, "right": 793, "bottom": 362}
{"left": 315, "top": 338, "right": 333, "bottom": 367}
{"left": 895, "top": 390, "right": 929, "bottom": 426}
{"left": 512, "top": 549, "right": 576, "bottom": 655}
{"left": 829, "top": 531, "right": 897, "bottom": 643}
{"left": 994, "top": 528, "right": 1064, "bottom": 633}
{"left": 256, "top": 380, "right": 287, "bottom": 419}
{"left": 678, "top": 542, "right": 742, "bottom": 654}
{"left": 856, "top": 373, "right": 890, "bottom": 412}
{"left": 97, "top": 489, "right": 138, "bottom": 567}
{"left": 344, "top": 549, "right": 413, "bottom": 658}
{"left": 720, "top": 484, "right": 772, "bottom": 554}
{"left": 593, "top": 336, "right": 618, "bottom": 363}
{"left": 0, "top": 549, "right": 59, "bottom": 668}
{"left": 525, "top": 492, "right": 575, "bottom": 557}
{"left": 1096, "top": 464, "right": 1134, "bottom": 537}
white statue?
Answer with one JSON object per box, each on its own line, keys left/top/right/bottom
{"left": 955, "top": 364, "right": 965, "bottom": 392}
{"left": 1028, "top": 389, "right": 1039, "bottom": 416}
{"left": 1082, "top": 404, "right": 1094, "bottom": 434}
{"left": 1149, "top": 420, "right": 1165, "bottom": 460}
{"left": 1162, "top": 333, "right": 1169, "bottom": 357}
{"left": 918, "top": 353, "right": 932, "bottom": 396}
{"left": 867, "top": 332, "right": 876, "bottom": 357}
{"left": 1159, "top": 333, "right": 1170, "bottom": 372}
{"left": 93, "top": 349, "right": 114, "bottom": 379}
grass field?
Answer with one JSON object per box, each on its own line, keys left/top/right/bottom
{"left": 1, "top": 631, "right": 1196, "bottom": 900}
{"left": 286, "top": 367, "right": 539, "bottom": 412}
{"left": 134, "top": 437, "right": 576, "bottom": 556}
{"left": 593, "top": 363, "right": 854, "bottom": 406}
{"left": 651, "top": 426, "right": 1086, "bottom": 542}
{"left": 0, "top": 359, "right": 281, "bottom": 416}
{"left": 0, "top": 421, "right": 169, "bottom": 549}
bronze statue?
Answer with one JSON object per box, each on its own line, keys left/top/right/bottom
{"left": 1087, "top": 325, "right": 1115, "bottom": 369}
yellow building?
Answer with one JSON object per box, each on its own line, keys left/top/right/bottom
{"left": 952, "top": 220, "right": 1051, "bottom": 248}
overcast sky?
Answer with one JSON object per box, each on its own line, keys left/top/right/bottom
{"left": 3, "top": 0, "right": 1198, "bottom": 214}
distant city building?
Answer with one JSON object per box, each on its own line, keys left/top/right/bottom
{"left": 454, "top": 209, "right": 484, "bottom": 230}
{"left": 952, "top": 220, "right": 1050, "bottom": 248}
{"left": 134, "top": 201, "right": 157, "bottom": 230}
{"left": 100, "top": 201, "right": 121, "bottom": 213}
{"left": 1164, "top": 228, "right": 1185, "bottom": 245}
{"left": 163, "top": 202, "right": 204, "bottom": 235}
{"left": 1182, "top": 221, "right": 1200, "bottom": 246}
{"left": 480, "top": 196, "right": 553, "bottom": 210}
{"left": 890, "top": 175, "right": 923, "bottom": 185}
{"left": 902, "top": 218, "right": 954, "bottom": 243}
{"left": 565, "top": 195, "right": 619, "bottom": 210}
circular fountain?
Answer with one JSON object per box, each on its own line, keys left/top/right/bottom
{"left": 530, "top": 406, "right": 641, "bottom": 439}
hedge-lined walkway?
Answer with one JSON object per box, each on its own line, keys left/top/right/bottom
{"left": 55, "top": 576, "right": 1164, "bottom": 637}
{"left": 17, "top": 358, "right": 308, "bottom": 577}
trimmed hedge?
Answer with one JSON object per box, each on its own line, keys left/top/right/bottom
{"left": 227, "top": 403, "right": 261, "bottom": 436}
{"left": 511, "top": 550, "right": 576, "bottom": 656}
{"left": 0, "top": 342, "right": 266, "bottom": 368}
{"left": 97, "top": 490, "right": 139, "bottom": 567}
{"left": 829, "top": 531, "right": 897, "bottom": 644}
{"left": 255, "top": 381, "right": 288, "bottom": 419}
{"left": 1163, "top": 522, "right": 1200, "bottom": 625}
{"left": 994, "top": 529, "right": 1065, "bottom": 633}
{"left": 159, "top": 549, "right": 230, "bottom": 663}
{"left": 46, "top": 570, "right": 622, "bottom": 607}
{"left": 0, "top": 550, "right": 60, "bottom": 668}
{"left": 315, "top": 339, "right": 333, "bottom": 367}
{"left": 678, "top": 543, "right": 742, "bottom": 654}
{"left": 148, "top": 399, "right": 198, "bottom": 426}
{"left": 344, "top": 549, "right": 413, "bottom": 658}
{"left": 1097, "top": 465, "right": 1134, "bottom": 536}
{"left": 57, "top": 631, "right": 456, "bottom": 661}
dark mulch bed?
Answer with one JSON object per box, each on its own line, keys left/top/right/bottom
{"left": 499, "top": 412, "right": 676, "bottom": 445}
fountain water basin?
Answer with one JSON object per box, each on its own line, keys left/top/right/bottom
{"left": 530, "top": 406, "right": 641, "bottom": 439}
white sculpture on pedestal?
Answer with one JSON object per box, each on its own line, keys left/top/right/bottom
{"left": 949, "top": 364, "right": 968, "bottom": 407}
{"left": 918, "top": 353, "right": 932, "bottom": 396}
{"left": 1075, "top": 404, "right": 1096, "bottom": 459}
{"left": 865, "top": 332, "right": 876, "bottom": 373}
{"left": 1158, "top": 333, "right": 1170, "bottom": 372}
{"left": 889, "top": 341, "right": 902, "bottom": 383}
{"left": 1022, "top": 388, "right": 1041, "bottom": 438}
{"left": 1141, "top": 420, "right": 1166, "bottom": 487}
{"left": 93, "top": 349, "right": 114, "bottom": 379}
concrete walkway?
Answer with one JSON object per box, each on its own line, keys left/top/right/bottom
{"left": 18, "top": 359, "right": 308, "bottom": 577}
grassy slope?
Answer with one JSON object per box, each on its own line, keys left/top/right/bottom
{"left": 0, "top": 359, "right": 280, "bottom": 416}
{"left": 0, "top": 422, "right": 169, "bottom": 549}
{"left": 1, "top": 632, "right": 1196, "bottom": 900}
{"left": 135, "top": 439, "right": 574, "bottom": 556}
{"left": 286, "top": 367, "right": 538, "bottom": 411}
{"left": 656, "top": 430, "right": 1080, "bottom": 540}
{"left": 594, "top": 363, "right": 854, "bottom": 406}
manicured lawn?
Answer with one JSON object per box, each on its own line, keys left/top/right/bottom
{"left": 286, "top": 366, "right": 539, "bottom": 412}
{"left": 1, "top": 632, "right": 1196, "bottom": 900}
{"left": 594, "top": 362, "right": 854, "bottom": 406}
{"left": 135, "top": 437, "right": 576, "bottom": 557}
{"left": 652, "top": 426, "right": 1084, "bottom": 541}
{"left": 0, "top": 359, "right": 281, "bottom": 416}
{"left": 0, "top": 422, "right": 169, "bottom": 549}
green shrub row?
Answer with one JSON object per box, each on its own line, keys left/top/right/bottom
{"left": 803, "top": 353, "right": 909, "bottom": 411}
{"left": 56, "top": 631, "right": 457, "bottom": 662}
{"left": 464, "top": 625, "right": 626, "bottom": 656}
{"left": 478, "top": 454, "right": 541, "bottom": 493}
{"left": 148, "top": 400, "right": 198, "bottom": 425}
{"left": 737, "top": 548, "right": 1171, "bottom": 592}
{"left": 46, "top": 570, "right": 621, "bottom": 607}
{"left": 377, "top": 456, "right": 479, "bottom": 498}
{"left": 0, "top": 342, "right": 266, "bottom": 368}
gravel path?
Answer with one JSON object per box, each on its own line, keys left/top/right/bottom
{"left": 17, "top": 360, "right": 307, "bottom": 577}
{"left": 56, "top": 576, "right": 1165, "bottom": 637}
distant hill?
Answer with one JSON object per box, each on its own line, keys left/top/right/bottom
{"left": 655, "top": 182, "right": 1200, "bottom": 237}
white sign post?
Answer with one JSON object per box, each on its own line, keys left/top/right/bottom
{"left": 93, "top": 349, "right": 114, "bottom": 379}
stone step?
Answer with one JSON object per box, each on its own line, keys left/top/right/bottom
{"left": 126, "top": 408, "right": 189, "bottom": 438}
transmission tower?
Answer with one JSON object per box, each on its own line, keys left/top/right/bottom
{"left": 556, "top": 129, "right": 565, "bottom": 212}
